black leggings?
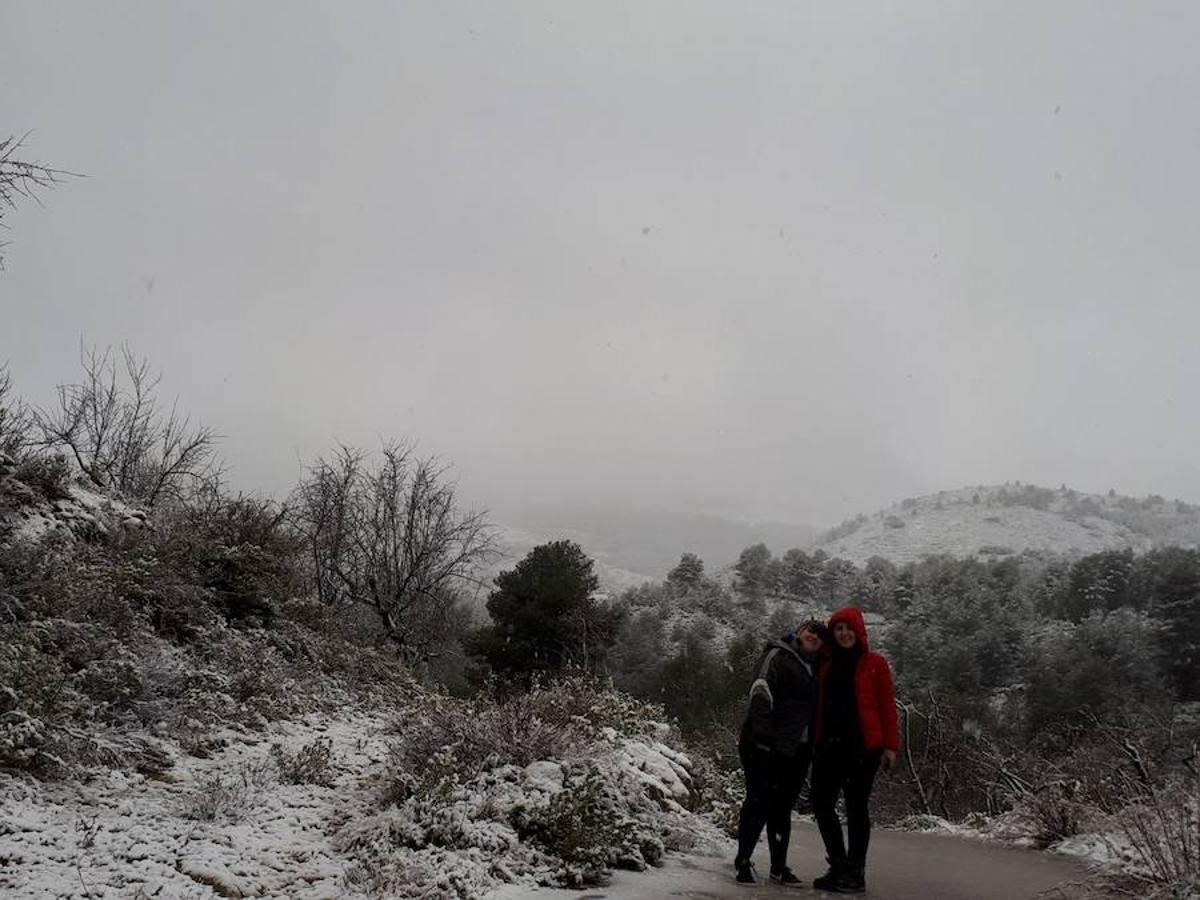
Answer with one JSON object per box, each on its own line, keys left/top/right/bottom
{"left": 810, "top": 744, "right": 882, "bottom": 866}
{"left": 735, "top": 744, "right": 812, "bottom": 871}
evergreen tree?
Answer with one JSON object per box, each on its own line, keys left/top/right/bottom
{"left": 735, "top": 543, "right": 774, "bottom": 597}
{"left": 473, "top": 540, "right": 617, "bottom": 674}
{"left": 1146, "top": 547, "right": 1200, "bottom": 700}
{"left": 667, "top": 552, "right": 705, "bottom": 592}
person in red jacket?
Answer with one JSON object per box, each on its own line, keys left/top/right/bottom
{"left": 810, "top": 606, "right": 899, "bottom": 894}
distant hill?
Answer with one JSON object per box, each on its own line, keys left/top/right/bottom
{"left": 489, "top": 502, "right": 819, "bottom": 587}
{"left": 811, "top": 484, "right": 1200, "bottom": 565}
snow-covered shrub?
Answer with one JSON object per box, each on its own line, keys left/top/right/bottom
{"left": 151, "top": 493, "right": 302, "bottom": 627}
{"left": 391, "top": 695, "right": 575, "bottom": 782}
{"left": 522, "top": 675, "right": 670, "bottom": 739}
{"left": 12, "top": 454, "right": 72, "bottom": 503}
{"left": 686, "top": 750, "right": 743, "bottom": 836}
{"left": 390, "top": 677, "right": 669, "bottom": 788}
{"left": 76, "top": 652, "right": 143, "bottom": 709}
{"left": 0, "top": 619, "right": 112, "bottom": 772}
{"left": 511, "top": 763, "right": 664, "bottom": 884}
{"left": 183, "top": 757, "right": 275, "bottom": 821}
{"left": 352, "top": 678, "right": 724, "bottom": 893}
{"left": 271, "top": 736, "right": 335, "bottom": 786}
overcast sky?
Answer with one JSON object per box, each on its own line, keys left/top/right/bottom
{"left": 3, "top": 2, "right": 1199, "bottom": 527}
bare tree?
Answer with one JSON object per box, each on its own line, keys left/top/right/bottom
{"left": 291, "top": 441, "right": 495, "bottom": 661}
{"left": 0, "top": 134, "right": 73, "bottom": 268}
{"left": 35, "top": 344, "right": 219, "bottom": 507}
{"left": 0, "top": 363, "right": 33, "bottom": 459}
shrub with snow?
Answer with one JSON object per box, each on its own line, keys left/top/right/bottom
{"left": 512, "top": 762, "right": 665, "bottom": 883}
{"left": 271, "top": 736, "right": 336, "bottom": 786}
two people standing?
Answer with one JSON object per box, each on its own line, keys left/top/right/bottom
{"left": 735, "top": 606, "right": 899, "bottom": 893}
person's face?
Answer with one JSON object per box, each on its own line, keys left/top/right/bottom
{"left": 797, "top": 625, "right": 823, "bottom": 654}
{"left": 833, "top": 621, "right": 857, "bottom": 649}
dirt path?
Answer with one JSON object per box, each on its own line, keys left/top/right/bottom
{"left": 499, "top": 821, "right": 1093, "bottom": 899}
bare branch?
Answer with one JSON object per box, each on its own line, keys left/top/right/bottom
{"left": 290, "top": 440, "right": 496, "bottom": 658}
{"left": 34, "top": 343, "right": 219, "bottom": 506}
{"left": 0, "top": 133, "right": 79, "bottom": 268}
{"left": 0, "top": 363, "right": 33, "bottom": 459}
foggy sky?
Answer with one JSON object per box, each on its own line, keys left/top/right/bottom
{"left": 3, "top": 2, "right": 1200, "bottom": 527}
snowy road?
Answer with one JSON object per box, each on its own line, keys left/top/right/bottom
{"left": 498, "top": 821, "right": 1093, "bottom": 900}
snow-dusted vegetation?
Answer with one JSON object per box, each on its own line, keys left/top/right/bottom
{"left": 3, "top": 352, "right": 1198, "bottom": 899}
{"left": 598, "top": 537, "right": 1200, "bottom": 897}
{"left": 2, "top": 683, "right": 727, "bottom": 898}
{"left": 812, "top": 484, "right": 1200, "bottom": 565}
{"left": 0, "top": 355, "right": 737, "bottom": 898}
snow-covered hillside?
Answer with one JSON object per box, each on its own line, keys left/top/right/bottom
{"left": 1, "top": 696, "right": 729, "bottom": 899}
{"left": 0, "top": 453, "right": 149, "bottom": 546}
{"left": 812, "top": 484, "right": 1200, "bottom": 565}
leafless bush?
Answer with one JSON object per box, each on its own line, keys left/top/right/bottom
{"left": 1087, "top": 743, "right": 1200, "bottom": 897}
{"left": 879, "top": 693, "right": 1029, "bottom": 822}
{"left": 74, "top": 813, "right": 101, "bottom": 849}
{"left": 1023, "top": 780, "right": 1087, "bottom": 847}
{"left": 1111, "top": 773, "right": 1199, "bottom": 894}
{"left": 271, "top": 737, "right": 335, "bottom": 786}
{"left": 36, "top": 344, "right": 219, "bottom": 508}
{"left": 291, "top": 441, "right": 494, "bottom": 660}
{"left": 0, "top": 363, "right": 33, "bottom": 458}
{"left": 184, "top": 758, "right": 275, "bottom": 821}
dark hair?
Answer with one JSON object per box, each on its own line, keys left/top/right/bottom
{"left": 799, "top": 620, "right": 831, "bottom": 643}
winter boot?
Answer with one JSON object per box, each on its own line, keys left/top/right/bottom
{"left": 769, "top": 865, "right": 802, "bottom": 886}
{"left": 812, "top": 857, "right": 846, "bottom": 892}
{"left": 734, "top": 858, "right": 756, "bottom": 885}
{"left": 833, "top": 859, "right": 866, "bottom": 894}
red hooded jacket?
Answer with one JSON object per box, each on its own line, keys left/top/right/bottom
{"left": 815, "top": 606, "right": 900, "bottom": 752}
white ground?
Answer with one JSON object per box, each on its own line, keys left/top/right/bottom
{"left": 1, "top": 710, "right": 391, "bottom": 898}
{"left": 0, "top": 706, "right": 729, "bottom": 899}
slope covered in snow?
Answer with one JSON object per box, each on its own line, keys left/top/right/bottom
{"left": 812, "top": 484, "right": 1200, "bottom": 565}
{"left": 1, "top": 692, "right": 729, "bottom": 899}
{"left": 0, "top": 453, "right": 149, "bottom": 546}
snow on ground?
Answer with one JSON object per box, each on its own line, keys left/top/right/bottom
{"left": 0, "top": 709, "right": 391, "bottom": 898}
{"left": 7, "top": 482, "right": 149, "bottom": 544}
{"left": 0, "top": 705, "right": 730, "bottom": 899}
{"left": 896, "top": 811, "right": 1146, "bottom": 876}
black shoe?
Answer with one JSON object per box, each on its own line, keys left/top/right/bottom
{"left": 734, "top": 860, "right": 756, "bottom": 885}
{"left": 812, "top": 858, "right": 846, "bottom": 892}
{"left": 832, "top": 863, "right": 865, "bottom": 894}
{"left": 769, "top": 866, "right": 802, "bottom": 885}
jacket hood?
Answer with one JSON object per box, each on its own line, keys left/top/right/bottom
{"left": 828, "top": 606, "right": 869, "bottom": 652}
{"left": 770, "top": 632, "right": 820, "bottom": 665}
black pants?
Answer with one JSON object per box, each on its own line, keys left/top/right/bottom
{"left": 735, "top": 744, "right": 813, "bottom": 871}
{"left": 810, "top": 743, "right": 882, "bottom": 867}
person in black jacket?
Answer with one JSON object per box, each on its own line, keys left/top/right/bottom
{"left": 733, "top": 620, "right": 829, "bottom": 886}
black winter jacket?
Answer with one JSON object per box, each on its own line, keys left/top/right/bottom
{"left": 738, "top": 634, "right": 820, "bottom": 758}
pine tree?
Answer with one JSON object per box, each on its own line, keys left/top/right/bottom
{"left": 475, "top": 540, "right": 617, "bottom": 674}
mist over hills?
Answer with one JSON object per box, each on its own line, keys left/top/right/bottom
{"left": 491, "top": 502, "right": 820, "bottom": 587}
{"left": 812, "top": 483, "right": 1200, "bottom": 566}
{"left": 492, "top": 485, "right": 1200, "bottom": 589}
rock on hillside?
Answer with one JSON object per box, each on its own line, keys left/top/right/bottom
{"left": 813, "top": 484, "right": 1200, "bottom": 565}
